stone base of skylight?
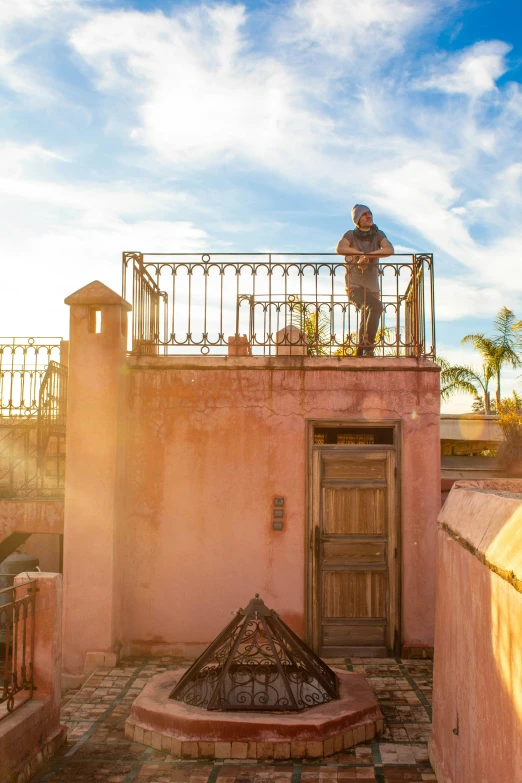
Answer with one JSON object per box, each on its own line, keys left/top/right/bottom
{"left": 125, "top": 668, "right": 383, "bottom": 759}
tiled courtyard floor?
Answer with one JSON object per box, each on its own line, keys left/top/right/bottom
{"left": 30, "top": 658, "right": 437, "bottom": 783}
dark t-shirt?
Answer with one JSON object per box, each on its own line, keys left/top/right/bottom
{"left": 342, "top": 228, "right": 387, "bottom": 293}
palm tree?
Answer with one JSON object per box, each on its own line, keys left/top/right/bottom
{"left": 334, "top": 326, "right": 397, "bottom": 357}
{"left": 438, "top": 356, "right": 495, "bottom": 413}
{"left": 496, "top": 391, "right": 522, "bottom": 473}
{"left": 288, "top": 297, "right": 330, "bottom": 356}
{"left": 462, "top": 307, "right": 522, "bottom": 408}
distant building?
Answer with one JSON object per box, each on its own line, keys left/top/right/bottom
{"left": 440, "top": 413, "right": 502, "bottom": 503}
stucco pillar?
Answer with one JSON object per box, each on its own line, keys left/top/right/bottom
{"left": 62, "top": 281, "right": 131, "bottom": 684}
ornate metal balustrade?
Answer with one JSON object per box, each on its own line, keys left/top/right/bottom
{"left": 0, "top": 338, "right": 62, "bottom": 418}
{"left": 0, "top": 342, "right": 67, "bottom": 499}
{"left": 37, "top": 360, "right": 67, "bottom": 468}
{"left": 0, "top": 417, "right": 39, "bottom": 499}
{"left": 122, "top": 253, "right": 435, "bottom": 358}
{"left": 0, "top": 577, "right": 36, "bottom": 719}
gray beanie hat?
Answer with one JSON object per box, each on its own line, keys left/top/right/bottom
{"left": 351, "top": 204, "right": 371, "bottom": 226}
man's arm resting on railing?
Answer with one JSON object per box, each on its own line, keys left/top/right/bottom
{"left": 361, "top": 238, "right": 394, "bottom": 258}
{"left": 336, "top": 237, "right": 394, "bottom": 263}
{"left": 336, "top": 237, "right": 358, "bottom": 256}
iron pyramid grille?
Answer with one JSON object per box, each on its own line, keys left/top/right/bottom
{"left": 170, "top": 595, "right": 339, "bottom": 711}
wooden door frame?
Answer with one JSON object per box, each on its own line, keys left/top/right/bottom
{"left": 304, "top": 418, "right": 402, "bottom": 655}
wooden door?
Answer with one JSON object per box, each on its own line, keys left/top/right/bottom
{"left": 311, "top": 448, "right": 398, "bottom": 657}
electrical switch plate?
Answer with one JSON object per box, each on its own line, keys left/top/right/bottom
{"left": 274, "top": 497, "right": 284, "bottom": 506}
{"left": 273, "top": 521, "right": 283, "bottom": 531}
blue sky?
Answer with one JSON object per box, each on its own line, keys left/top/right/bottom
{"left": 1, "top": 0, "right": 522, "bottom": 410}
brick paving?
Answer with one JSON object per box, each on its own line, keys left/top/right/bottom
{"left": 30, "top": 658, "right": 437, "bottom": 783}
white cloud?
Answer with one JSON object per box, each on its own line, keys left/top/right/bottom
{"left": 0, "top": 143, "right": 208, "bottom": 336}
{"left": 435, "top": 278, "right": 504, "bottom": 321}
{"left": 2, "top": 0, "right": 522, "bottom": 341}
{"left": 463, "top": 232, "right": 522, "bottom": 293}
{"left": 1, "top": 217, "right": 208, "bottom": 337}
{"left": 370, "top": 158, "right": 477, "bottom": 259}
{"left": 66, "top": 2, "right": 522, "bottom": 278}
{"left": 285, "top": 0, "right": 432, "bottom": 60}
{"left": 451, "top": 198, "right": 496, "bottom": 218}
{"left": 67, "top": 3, "right": 521, "bottom": 212}
{"left": 0, "top": 173, "right": 190, "bottom": 221}
{"left": 416, "top": 40, "right": 511, "bottom": 97}
{"left": 0, "top": 142, "right": 70, "bottom": 176}
{"left": 70, "top": 5, "right": 333, "bottom": 168}
{"left": 0, "top": 0, "right": 79, "bottom": 25}
{"left": 0, "top": 0, "right": 84, "bottom": 99}
{"left": 0, "top": 141, "right": 198, "bottom": 220}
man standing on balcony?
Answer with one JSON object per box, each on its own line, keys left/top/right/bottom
{"left": 336, "top": 205, "right": 394, "bottom": 356}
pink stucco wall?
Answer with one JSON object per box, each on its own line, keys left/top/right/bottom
{"left": 0, "top": 500, "right": 63, "bottom": 538}
{"left": 430, "top": 481, "right": 522, "bottom": 783}
{"left": 60, "top": 282, "right": 441, "bottom": 674}
{"left": 119, "top": 355, "right": 440, "bottom": 655}
{"left": 0, "top": 573, "right": 66, "bottom": 783}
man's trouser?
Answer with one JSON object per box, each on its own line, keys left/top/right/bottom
{"left": 347, "top": 286, "right": 383, "bottom": 353}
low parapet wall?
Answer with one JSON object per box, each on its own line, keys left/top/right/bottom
{"left": 430, "top": 479, "right": 522, "bottom": 783}
{"left": 0, "top": 499, "right": 64, "bottom": 538}
{"left": 0, "top": 573, "right": 67, "bottom": 783}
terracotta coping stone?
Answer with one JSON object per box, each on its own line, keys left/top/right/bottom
{"left": 127, "top": 354, "right": 440, "bottom": 372}
{"left": 438, "top": 479, "right": 522, "bottom": 593}
{"left": 64, "top": 280, "right": 132, "bottom": 311}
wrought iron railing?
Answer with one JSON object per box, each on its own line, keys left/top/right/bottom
{"left": 0, "top": 417, "right": 39, "bottom": 499}
{"left": 36, "top": 361, "right": 67, "bottom": 498}
{"left": 0, "top": 338, "right": 62, "bottom": 418}
{"left": 122, "top": 253, "right": 435, "bottom": 358}
{"left": 37, "top": 361, "right": 67, "bottom": 450}
{"left": 0, "top": 358, "right": 67, "bottom": 499}
{"left": 0, "top": 577, "right": 36, "bottom": 718}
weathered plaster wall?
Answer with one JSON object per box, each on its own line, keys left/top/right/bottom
{"left": 0, "top": 500, "right": 63, "bottom": 539}
{"left": 430, "top": 480, "right": 522, "bottom": 783}
{"left": 0, "top": 573, "right": 66, "bottom": 783}
{"left": 20, "top": 534, "right": 62, "bottom": 573}
{"left": 120, "top": 356, "right": 440, "bottom": 654}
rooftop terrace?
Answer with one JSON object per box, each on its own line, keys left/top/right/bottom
{"left": 29, "top": 656, "right": 437, "bottom": 782}
{"left": 122, "top": 253, "right": 435, "bottom": 359}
